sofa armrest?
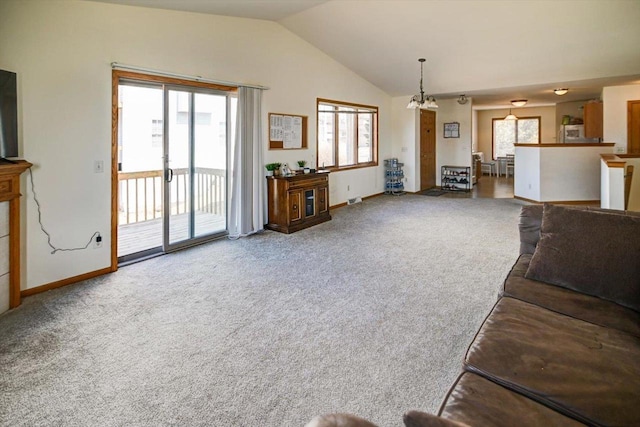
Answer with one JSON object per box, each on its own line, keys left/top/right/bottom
{"left": 518, "top": 205, "right": 543, "bottom": 255}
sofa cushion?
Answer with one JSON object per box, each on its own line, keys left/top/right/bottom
{"left": 524, "top": 204, "right": 640, "bottom": 312}
{"left": 464, "top": 297, "right": 640, "bottom": 426}
{"left": 503, "top": 254, "right": 640, "bottom": 337}
{"left": 436, "top": 372, "right": 584, "bottom": 427}
{"left": 518, "top": 204, "right": 543, "bottom": 255}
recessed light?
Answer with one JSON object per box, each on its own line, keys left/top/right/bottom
{"left": 511, "top": 99, "right": 527, "bottom": 107}
{"left": 554, "top": 88, "right": 569, "bottom": 96}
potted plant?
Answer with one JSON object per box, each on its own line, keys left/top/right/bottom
{"left": 265, "top": 162, "right": 282, "bottom": 176}
{"left": 297, "top": 160, "right": 310, "bottom": 174}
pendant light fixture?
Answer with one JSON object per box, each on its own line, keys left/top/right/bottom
{"left": 406, "top": 58, "right": 438, "bottom": 109}
{"left": 504, "top": 109, "right": 518, "bottom": 120}
{"left": 554, "top": 88, "right": 569, "bottom": 96}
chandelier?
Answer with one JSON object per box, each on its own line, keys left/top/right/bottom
{"left": 406, "top": 58, "right": 438, "bottom": 109}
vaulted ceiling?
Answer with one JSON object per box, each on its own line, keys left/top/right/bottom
{"left": 90, "top": 0, "right": 640, "bottom": 107}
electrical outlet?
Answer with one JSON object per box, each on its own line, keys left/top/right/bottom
{"left": 94, "top": 160, "right": 104, "bottom": 173}
{"left": 347, "top": 185, "right": 350, "bottom": 191}
{"left": 93, "top": 233, "right": 103, "bottom": 249}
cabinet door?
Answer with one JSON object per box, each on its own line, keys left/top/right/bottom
{"left": 304, "top": 188, "right": 316, "bottom": 218}
{"left": 317, "top": 186, "right": 328, "bottom": 214}
{"left": 584, "top": 102, "right": 603, "bottom": 139}
{"left": 288, "top": 190, "right": 302, "bottom": 222}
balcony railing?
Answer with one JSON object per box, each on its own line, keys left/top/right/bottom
{"left": 118, "top": 167, "right": 226, "bottom": 225}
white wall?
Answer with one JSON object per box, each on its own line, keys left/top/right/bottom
{"left": 391, "top": 97, "right": 418, "bottom": 192}
{"left": 390, "top": 98, "right": 472, "bottom": 191}
{"left": 602, "top": 84, "right": 640, "bottom": 153}
{"left": 435, "top": 99, "right": 473, "bottom": 185}
{"left": 515, "top": 145, "right": 614, "bottom": 202}
{"left": 601, "top": 160, "right": 625, "bottom": 210}
{"left": 0, "top": 0, "right": 391, "bottom": 290}
{"left": 514, "top": 146, "right": 540, "bottom": 201}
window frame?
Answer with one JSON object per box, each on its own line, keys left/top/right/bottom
{"left": 316, "top": 98, "right": 378, "bottom": 171}
{"left": 491, "top": 116, "right": 541, "bottom": 159}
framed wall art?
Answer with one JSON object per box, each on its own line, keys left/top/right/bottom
{"left": 444, "top": 122, "right": 460, "bottom": 138}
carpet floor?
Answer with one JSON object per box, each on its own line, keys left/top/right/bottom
{"left": 0, "top": 195, "right": 525, "bottom": 426}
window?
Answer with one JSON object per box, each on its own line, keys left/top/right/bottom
{"left": 317, "top": 98, "right": 378, "bottom": 170}
{"left": 492, "top": 116, "right": 540, "bottom": 159}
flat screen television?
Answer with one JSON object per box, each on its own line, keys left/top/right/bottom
{"left": 0, "top": 69, "right": 18, "bottom": 160}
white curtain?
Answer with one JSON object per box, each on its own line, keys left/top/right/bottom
{"left": 228, "top": 86, "right": 265, "bottom": 238}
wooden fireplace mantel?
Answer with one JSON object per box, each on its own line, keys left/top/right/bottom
{"left": 0, "top": 160, "right": 32, "bottom": 308}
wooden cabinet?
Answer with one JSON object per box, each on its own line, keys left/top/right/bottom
{"left": 584, "top": 102, "right": 603, "bottom": 139}
{"left": 266, "top": 172, "right": 331, "bottom": 233}
{"left": 0, "top": 160, "right": 32, "bottom": 310}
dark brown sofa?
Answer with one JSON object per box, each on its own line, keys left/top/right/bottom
{"left": 308, "top": 204, "right": 640, "bottom": 427}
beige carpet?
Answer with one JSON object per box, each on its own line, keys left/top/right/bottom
{"left": 0, "top": 195, "right": 525, "bottom": 426}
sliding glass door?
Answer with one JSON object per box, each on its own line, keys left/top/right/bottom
{"left": 164, "top": 88, "right": 229, "bottom": 250}
{"left": 117, "top": 79, "right": 233, "bottom": 264}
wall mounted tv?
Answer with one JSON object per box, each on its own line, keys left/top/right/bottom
{"left": 0, "top": 69, "right": 18, "bottom": 160}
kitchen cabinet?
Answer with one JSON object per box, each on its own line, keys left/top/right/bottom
{"left": 584, "top": 102, "right": 603, "bottom": 139}
{"left": 265, "top": 172, "right": 331, "bottom": 233}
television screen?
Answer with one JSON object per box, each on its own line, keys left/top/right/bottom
{"left": 0, "top": 69, "right": 18, "bottom": 158}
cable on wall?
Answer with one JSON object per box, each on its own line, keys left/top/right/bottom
{"left": 28, "top": 167, "right": 100, "bottom": 254}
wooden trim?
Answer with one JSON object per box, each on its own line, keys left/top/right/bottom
{"left": 629, "top": 100, "right": 640, "bottom": 154}
{"left": 601, "top": 154, "right": 627, "bottom": 168}
{"left": 492, "top": 116, "right": 541, "bottom": 160}
{"left": 20, "top": 267, "right": 112, "bottom": 298}
{"left": 113, "top": 70, "right": 237, "bottom": 92}
{"left": 330, "top": 192, "right": 383, "bottom": 210}
{"left": 317, "top": 98, "right": 378, "bottom": 111}
{"left": 616, "top": 154, "right": 640, "bottom": 159}
{"left": 111, "top": 71, "right": 119, "bottom": 272}
{"left": 514, "top": 196, "right": 599, "bottom": 205}
{"left": 625, "top": 165, "right": 634, "bottom": 210}
{"left": 316, "top": 98, "right": 379, "bottom": 170}
{"left": 515, "top": 143, "right": 615, "bottom": 147}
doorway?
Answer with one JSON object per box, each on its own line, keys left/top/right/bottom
{"left": 420, "top": 109, "right": 436, "bottom": 190}
{"left": 113, "top": 72, "right": 235, "bottom": 266}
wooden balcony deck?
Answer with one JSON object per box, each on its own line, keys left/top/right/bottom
{"left": 118, "top": 211, "right": 226, "bottom": 257}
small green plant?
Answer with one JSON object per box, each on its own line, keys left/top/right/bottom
{"left": 297, "top": 160, "right": 307, "bottom": 168}
{"left": 265, "top": 162, "right": 282, "bottom": 171}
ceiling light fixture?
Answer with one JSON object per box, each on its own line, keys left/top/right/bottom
{"left": 511, "top": 99, "right": 527, "bottom": 107}
{"left": 504, "top": 109, "right": 518, "bottom": 120}
{"left": 406, "top": 58, "right": 438, "bottom": 109}
{"left": 457, "top": 95, "right": 468, "bottom": 105}
{"left": 554, "top": 88, "right": 569, "bottom": 96}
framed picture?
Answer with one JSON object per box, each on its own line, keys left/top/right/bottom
{"left": 444, "top": 122, "right": 460, "bottom": 138}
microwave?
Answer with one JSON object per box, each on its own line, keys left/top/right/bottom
{"left": 563, "top": 125, "right": 585, "bottom": 141}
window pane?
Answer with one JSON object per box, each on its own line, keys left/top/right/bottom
{"left": 358, "top": 112, "right": 373, "bottom": 163}
{"left": 493, "top": 120, "right": 516, "bottom": 158}
{"left": 338, "top": 107, "right": 356, "bottom": 166}
{"left": 517, "top": 119, "right": 539, "bottom": 143}
{"left": 318, "top": 110, "right": 335, "bottom": 167}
